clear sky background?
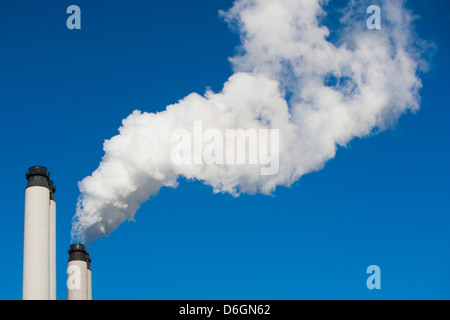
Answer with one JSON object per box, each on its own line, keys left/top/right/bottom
{"left": 0, "top": 0, "right": 449, "bottom": 300}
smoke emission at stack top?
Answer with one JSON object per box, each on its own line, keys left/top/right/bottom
{"left": 71, "top": 0, "right": 427, "bottom": 244}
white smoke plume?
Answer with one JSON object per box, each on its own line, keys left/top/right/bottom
{"left": 72, "top": 0, "right": 426, "bottom": 244}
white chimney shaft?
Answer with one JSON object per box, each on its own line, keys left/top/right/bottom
{"left": 23, "top": 166, "right": 50, "bottom": 300}
{"left": 49, "top": 180, "right": 57, "bottom": 300}
{"left": 86, "top": 253, "right": 92, "bottom": 300}
{"left": 67, "top": 244, "right": 89, "bottom": 300}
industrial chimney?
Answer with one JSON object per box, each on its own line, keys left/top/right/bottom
{"left": 86, "top": 253, "right": 92, "bottom": 300}
{"left": 23, "top": 166, "right": 51, "bottom": 300}
{"left": 67, "top": 243, "right": 92, "bottom": 300}
{"left": 49, "top": 180, "right": 57, "bottom": 300}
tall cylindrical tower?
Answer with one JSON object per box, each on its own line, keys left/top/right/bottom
{"left": 49, "top": 180, "right": 57, "bottom": 300}
{"left": 67, "top": 243, "right": 88, "bottom": 300}
{"left": 23, "top": 166, "right": 50, "bottom": 300}
{"left": 86, "top": 253, "right": 92, "bottom": 300}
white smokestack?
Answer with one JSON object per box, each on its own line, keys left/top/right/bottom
{"left": 86, "top": 253, "right": 92, "bottom": 300}
{"left": 49, "top": 180, "right": 57, "bottom": 300}
{"left": 67, "top": 243, "right": 90, "bottom": 300}
{"left": 71, "top": 0, "right": 427, "bottom": 244}
{"left": 23, "top": 166, "right": 50, "bottom": 300}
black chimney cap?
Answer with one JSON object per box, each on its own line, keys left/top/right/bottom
{"left": 68, "top": 243, "right": 88, "bottom": 262}
{"left": 26, "top": 166, "right": 49, "bottom": 179}
{"left": 26, "top": 166, "right": 50, "bottom": 188}
{"left": 69, "top": 243, "right": 86, "bottom": 252}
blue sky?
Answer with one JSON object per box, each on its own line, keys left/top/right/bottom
{"left": 1, "top": 0, "right": 449, "bottom": 300}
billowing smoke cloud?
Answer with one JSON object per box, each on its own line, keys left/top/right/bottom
{"left": 72, "top": 0, "right": 426, "bottom": 244}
